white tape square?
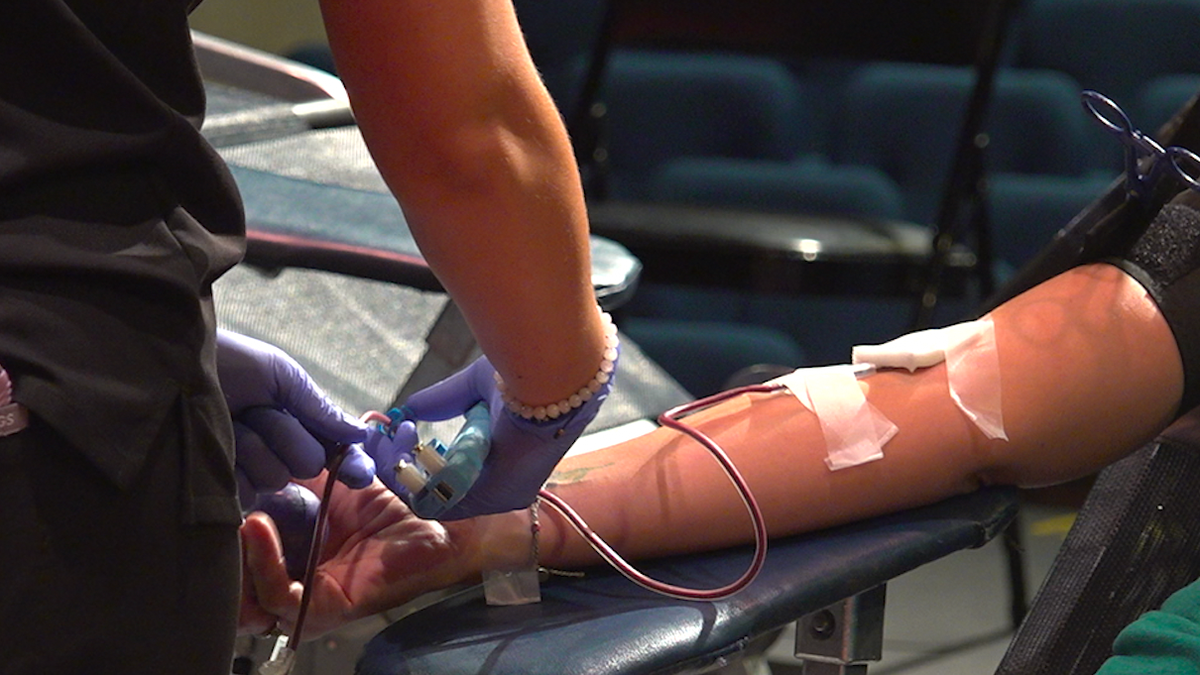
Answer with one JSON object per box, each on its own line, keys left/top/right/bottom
{"left": 771, "top": 365, "right": 895, "bottom": 470}
{"left": 852, "top": 317, "right": 1006, "bottom": 441}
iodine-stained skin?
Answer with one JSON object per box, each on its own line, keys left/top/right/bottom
{"left": 254, "top": 483, "right": 322, "bottom": 580}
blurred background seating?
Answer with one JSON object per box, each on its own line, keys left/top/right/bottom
{"left": 220, "top": 0, "right": 1200, "bottom": 396}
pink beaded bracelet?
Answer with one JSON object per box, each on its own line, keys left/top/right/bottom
{"left": 493, "top": 311, "right": 620, "bottom": 421}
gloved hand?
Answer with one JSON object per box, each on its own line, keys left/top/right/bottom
{"left": 365, "top": 346, "right": 618, "bottom": 520}
{"left": 217, "top": 329, "right": 375, "bottom": 509}
{"left": 250, "top": 483, "right": 322, "bottom": 580}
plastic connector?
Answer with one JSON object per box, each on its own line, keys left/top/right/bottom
{"left": 257, "top": 635, "right": 296, "bottom": 675}
{"left": 394, "top": 461, "right": 428, "bottom": 495}
{"left": 413, "top": 442, "right": 447, "bottom": 473}
{"left": 399, "top": 402, "right": 492, "bottom": 519}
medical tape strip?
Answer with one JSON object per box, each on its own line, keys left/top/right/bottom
{"left": 852, "top": 317, "right": 1007, "bottom": 441}
{"left": 769, "top": 365, "right": 896, "bottom": 470}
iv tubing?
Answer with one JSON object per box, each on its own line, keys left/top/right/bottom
{"left": 298, "top": 386, "right": 780, "bottom": 616}
{"left": 290, "top": 444, "right": 345, "bottom": 644}
{"left": 291, "top": 410, "right": 393, "bottom": 643}
{"left": 538, "top": 383, "right": 782, "bottom": 601}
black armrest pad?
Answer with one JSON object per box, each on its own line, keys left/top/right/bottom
{"left": 586, "top": 201, "right": 971, "bottom": 296}
{"left": 228, "top": 164, "right": 641, "bottom": 307}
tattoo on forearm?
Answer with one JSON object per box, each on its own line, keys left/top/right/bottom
{"left": 547, "top": 462, "right": 615, "bottom": 487}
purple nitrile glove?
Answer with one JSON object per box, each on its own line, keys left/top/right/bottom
{"left": 364, "top": 346, "right": 618, "bottom": 520}
{"left": 216, "top": 329, "right": 375, "bottom": 509}
{"left": 363, "top": 418, "right": 420, "bottom": 501}
{"left": 251, "top": 483, "right": 323, "bottom": 580}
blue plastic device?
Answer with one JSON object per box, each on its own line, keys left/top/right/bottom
{"left": 405, "top": 401, "right": 492, "bottom": 519}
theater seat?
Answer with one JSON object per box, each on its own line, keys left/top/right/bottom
{"left": 647, "top": 156, "right": 905, "bottom": 221}
{"left": 838, "top": 62, "right": 1091, "bottom": 226}
{"left": 599, "top": 49, "right": 810, "bottom": 201}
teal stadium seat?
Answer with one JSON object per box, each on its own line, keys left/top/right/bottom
{"left": 837, "top": 62, "right": 1094, "bottom": 226}
{"left": 1016, "top": 0, "right": 1200, "bottom": 172}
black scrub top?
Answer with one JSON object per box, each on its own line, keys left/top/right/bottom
{"left": 0, "top": 0, "right": 246, "bottom": 523}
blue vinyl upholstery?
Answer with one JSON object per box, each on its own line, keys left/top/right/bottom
{"left": 600, "top": 49, "right": 810, "bottom": 201}
{"left": 1136, "top": 74, "right": 1200, "bottom": 136}
{"left": 1017, "top": 0, "right": 1200, "bottom": 115}
{"left": 357, "top": 487, "right": 1017, "bottom": 675}
{"left": 648, "top": 156, "right": 905, "bottom": 221}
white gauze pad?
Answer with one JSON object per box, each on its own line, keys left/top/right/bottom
{"left": 769, "top": 365, "right": 897, "bottom": 470}
{"left": 852, "top": 317, "right": 1007, "bottom": 440}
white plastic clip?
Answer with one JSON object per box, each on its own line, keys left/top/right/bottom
{"left": 257, "top": 634, "right": 296, "bottom": 675}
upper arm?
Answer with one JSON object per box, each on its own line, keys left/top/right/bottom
{"left": 316, "top": 0, "right": 549, "bottom": 185}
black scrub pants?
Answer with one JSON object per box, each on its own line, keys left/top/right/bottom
{"left": 0, "top": 408, "right": 240, "bottom": 674}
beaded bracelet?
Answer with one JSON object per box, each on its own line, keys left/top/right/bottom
{"left": 493, "top": 311, "right": 620, "bottom": 421}
{"left": 530, "top": 498, "right": 585, "bottom": 581}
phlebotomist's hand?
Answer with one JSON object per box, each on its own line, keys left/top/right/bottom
{"left": 216, "top": 329, "right": 375, "bottom": 508}
{"left": 365, "top": 343, "right": 617, "bottom": 520}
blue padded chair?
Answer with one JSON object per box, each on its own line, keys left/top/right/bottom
{"left": 1016, "top": 0, "right": 1200, "bottom": 118}
{"left": 592, "top": 48, "right": 830, "bottom": 389}
{"left": 1016, "top": 0, "right": 1200, "bottom": 174}
{"left": 511, "top": 0, "right": 610, "bottom": 120}
{"left": 619, "top": 317, "right": 806, "bottom": 396}
{"left": 647, "top": 156, "right": 906, "bottom": 221}
{"left": 838, "top": 62, "right": 1092, "bottom": 227}
{"left": 987, "top": 173, "right": 1115, "bottom": 281}
{"left": 599, "top": 49, "right": 811, "bottom": 201}
{"left": 1135, "top": 74, "right": 1200, "bottom": 138}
